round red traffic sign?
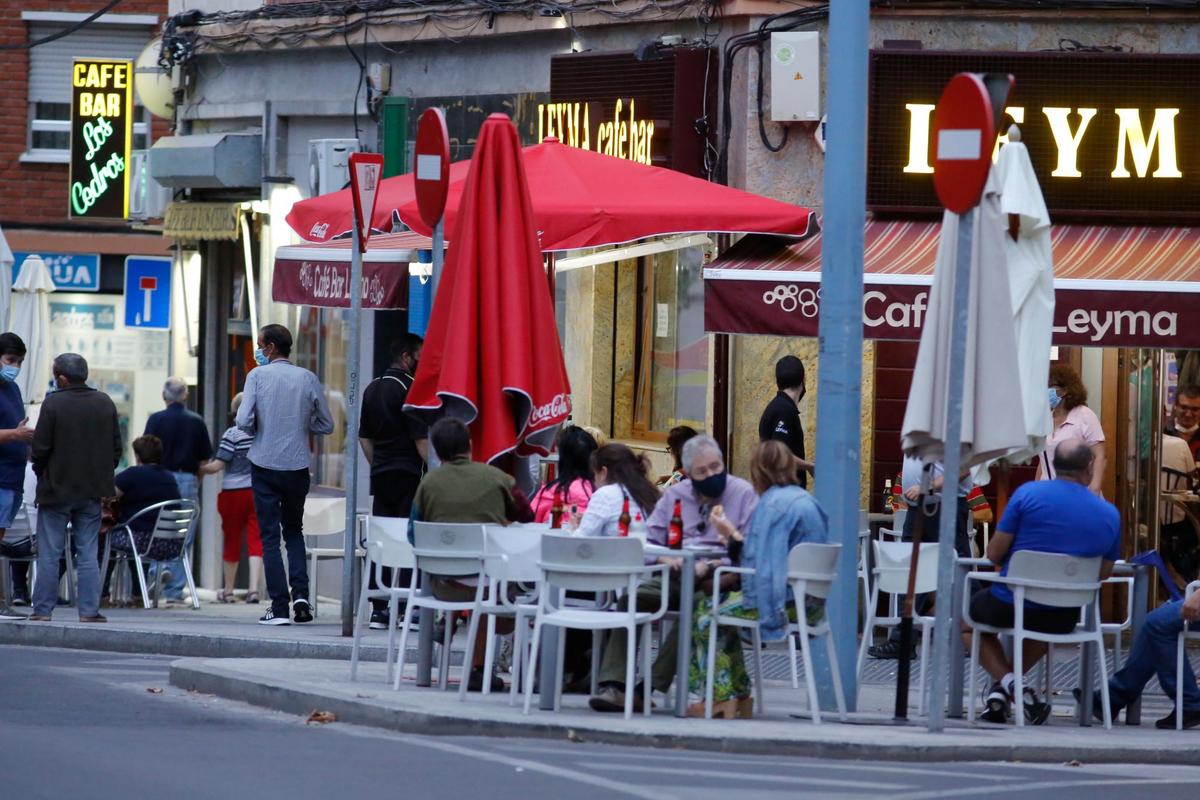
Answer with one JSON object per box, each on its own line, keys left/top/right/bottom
{"left": 931, "top": 73, "right": 995, "bottom": 215}
{"left": 414, "top": 107, "right": 450, "bottom": 228}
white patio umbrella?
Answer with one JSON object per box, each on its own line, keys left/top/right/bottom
{"left": 993, "top": 126, "right": 1055, "bottom": 464}
{"left": 901, "top": 167, "right": 1028, "bottom": 467}
{"left": 10, "top": 254, "right": 56, "bottom": 404}
{"left": 0, "top": 225, "right": 14, "bottom": 332}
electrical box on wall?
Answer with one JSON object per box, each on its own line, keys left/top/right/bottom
{"left": 770, "top": 31, "right": 820, "bottom": 122}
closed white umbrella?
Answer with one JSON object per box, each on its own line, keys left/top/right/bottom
{"left": 994, "top": 127, "right": 1055, "bottom": 464}
{"left": 10, "top": 254, "right": 56, "bottom": 404}
{"left": 0, "top": 226, "right": 13, "bottom": 332}
{"left": 901, "top": 168, "right": 1028, "bottom": 467}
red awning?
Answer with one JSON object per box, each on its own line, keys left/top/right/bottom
{"left": 272, "top": 231, "right": 433, "bottom": 309}
{"left": 704, "top": 222, "right": 1200, "bottom": 348}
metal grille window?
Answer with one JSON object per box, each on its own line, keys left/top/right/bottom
{"left": 25, "top": 20, "right": 153, "bottom": 161}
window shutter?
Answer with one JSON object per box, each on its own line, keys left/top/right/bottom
{"left": 28, "top": 24, "right": 153, "bottom": 105}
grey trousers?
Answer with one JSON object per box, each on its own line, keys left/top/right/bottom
{"left": 596, "top": 576, "right": 680, "bottom": 693}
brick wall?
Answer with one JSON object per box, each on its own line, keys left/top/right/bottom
{"left": 0, "top": 1, "right": 167, "bottom": 228}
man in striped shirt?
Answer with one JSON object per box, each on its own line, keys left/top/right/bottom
{"left": 236, "top": 324, "right": 334, "bottom": 626}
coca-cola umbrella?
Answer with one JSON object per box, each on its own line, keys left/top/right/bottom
{"left": 404, "top": 114, "right": 571, "bottom": 467}
{"left": 285, "top": 138, "right": 816, "bottom": 251}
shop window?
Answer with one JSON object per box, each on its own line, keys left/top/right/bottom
{"left": 24, "top": 19, "right": 152, "bottom": 162}
{"left": 632, "top": 247, "right": 709, "bottom": 438}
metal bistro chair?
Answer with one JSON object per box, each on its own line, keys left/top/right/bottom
{"left": 350, "top": 517, "right": 414, "bottom": 683}
{"left": 1176, "top": 580, "right": 1200, "bottom": 730}
{"left": 523, "top": 534, "right": 668, "bottom": 720}
{"left": 101, "top": 500, "right": 200, "bottom": 609}
{"left": 0, "top": 504, "right": 38, "bottom": 608}
{"left": 785, "top": 543, "right": 849, "bottom": 724}
{"left": 391, "top": 522, "right": 488, "bottom": 697}
{"left": 963, "top": 551, "right": 1112, "bottom": 729}
{"left": 857, "top": 540, "right": 939, "bottom": 714}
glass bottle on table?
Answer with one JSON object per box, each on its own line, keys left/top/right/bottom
{"left": 667, "top": 499, "right": 684, "bottom": 549}
{"left": 617, "top": 497, "right": 631, "bottom": 537}
{"left": 550, "top": 489, "right": 564, "bottom": 529}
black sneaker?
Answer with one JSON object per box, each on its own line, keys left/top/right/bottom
{"left": 0, "top": 606, "right": 28, "bottom": 621}
{"left": 868, "top": 640, "right": 917, "bottom": 660}
{"left": 1155, "top": 708, "right": 1200, "bottom": 730}
{"left": 293, "top": 598, "right": 313, "bottom": 624}
{"left": 466, "top": 666, "right": 505, "bottom": 692}
{"left": 11, "top": 594, "right": 29, "bottom": 607}
{"left": 369, "top": 609, "right": 390, "bottom": 630}
{"left": 1022, "top": 687, "right": 1052, "bottom": 725}
{"left": 258, "top": 608, "right": 291, "bottom": 626}
{"left": 979, "top": 681, "right": 1010, "bottom": 723}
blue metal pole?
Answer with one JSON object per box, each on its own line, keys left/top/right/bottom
{"left": 814, "top": 0, "right": 870, "bottom": 710}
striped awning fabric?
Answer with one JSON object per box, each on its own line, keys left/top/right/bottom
{"left": 162, "top": 202, "right": 242, "bottom": 242}
{"left": 272, "top": 231, "right": 436, "bottom": 310}
{"left": 274, "top": 230, "right": 435, "bottom": 261}
{"left": 712, "top": 221, "right": 1200, "bottom": 286}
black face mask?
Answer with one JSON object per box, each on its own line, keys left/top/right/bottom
{"left": 692, "top": 471, "right": 727, "bottom": 499}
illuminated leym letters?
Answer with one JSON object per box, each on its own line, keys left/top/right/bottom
{"left": 903, "top": 104, "right": 1182, "bottom": 179}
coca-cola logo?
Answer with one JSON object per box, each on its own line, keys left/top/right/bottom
{"left": 529, "top": 393, "right": 570, "bottom": 427}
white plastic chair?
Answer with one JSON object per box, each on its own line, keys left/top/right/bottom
{"left": 1176, "top": 580, "right": 1200, "bottom": 730}
{"left": 392, "top": 522, "right": 488, "bottom": 697}
{"left": 856, "top": 510, "right": 871, "bottom": 627}
{"left": 963, "top": 551, "right": 1111, "bottom": 729}
{"left": 857, "top": 540, "right": 938, "bottom": 713}
{"left": 784, "top": 543, "right": 849, "bottom": 724}
{"left": 350, "top": 517, "right": 414, "bottom": 683}
{"left": 100, "top": 500, "right": 200, "bottom": 609}
{"left": 480, "top": 524, "right": 542, "bottom": 705}
{"left": 879, "top": 508, "right": 907, "bottom": 541}
{"left": 523, "top": 534, "right": 668, "bottom": 720}
{"left": 304, "top": 497, "right": 366, "bottom": 618}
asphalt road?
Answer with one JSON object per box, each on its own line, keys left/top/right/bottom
{"left": 2, "top": 645, "right": 1198, "bottom": 799}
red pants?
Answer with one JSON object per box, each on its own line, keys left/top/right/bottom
{"left": 218, "top": 488, "right": 262, "bottom": 561}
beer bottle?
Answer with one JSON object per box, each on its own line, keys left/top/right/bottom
{"left": 883, "top": 478, "right": 893, "bottom": 513}
{"left": 617, "top": 497, "right": 631, "bottom": 537}
{"left": 892, "top": 473, "right": 903, "bottom": 511}
{"left": 550, "top": 489, "right": 564, "bottom": 529}
{"left": 667, "top": 499, "right": 684, "bottom": 549}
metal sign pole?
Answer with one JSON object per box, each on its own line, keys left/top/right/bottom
{"left": 925, "top": 207, "right": 975, "bottom": 731}
{"left": 431, "top": 217, "right": 445, "bottom": 299}
{"left": 341, "top": 222, "right": 364, "bottom": 637}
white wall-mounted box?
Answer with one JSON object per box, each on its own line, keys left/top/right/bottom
{"left": 770, "top": 31, "right": 820, "bottom": 122}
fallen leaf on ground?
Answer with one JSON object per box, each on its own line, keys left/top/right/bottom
{"left": 306, "top": 710, "right": 337, "bottom": 725}
{"left": 146, "top": 687, "right": 164, "bottom": 694}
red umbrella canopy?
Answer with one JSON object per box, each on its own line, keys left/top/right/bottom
{"left": 286, "top": 139, "right": 815, "bottom": 250}
{"left": 404, "top": 114, "right": 571, "bottom": 463}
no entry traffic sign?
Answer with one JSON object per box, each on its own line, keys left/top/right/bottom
{"left": 414, "top": 107, "right": 450, "bottom": 229}
{"left": 931, "top": 73, "right": 1012, "bottom": 214}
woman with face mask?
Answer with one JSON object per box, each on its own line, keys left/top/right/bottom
{"left": 1039, "top": 364, "right": 1106, "bottom": 495}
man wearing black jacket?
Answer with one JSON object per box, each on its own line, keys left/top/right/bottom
{"left": 758, "top": 355, "right": 815, "bottom": 488}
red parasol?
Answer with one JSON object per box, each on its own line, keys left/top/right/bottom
{"left": 403, "top": 114, "right": 570, "bottom": 463}
{"left": 285, "top": 138, "right": 815, "bottom": 251}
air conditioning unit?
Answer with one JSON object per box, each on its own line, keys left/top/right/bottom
{"left": 128, "top": 150, "right": 171, "bottom": 220}
{"left": 308, "top": 138, "right": 359, "bottom": 197}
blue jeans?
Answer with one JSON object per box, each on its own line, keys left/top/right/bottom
{"left": 33, "top": 499, "right": 102, "bottom": 618}
{"left": 160, "top": 471, "right": 198, "bottom": 599}
{"left": 1108, "top": 600, "right": 1200, "bottom": 712}
{"left": 250, "top": 465, "right": 310, "bottom": 616}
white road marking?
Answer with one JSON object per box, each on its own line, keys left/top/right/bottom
{"left": 890, "top": 777, "right": 1190, "bottom": 800}
{"left": 609, "top": 763, "right": 907, "bottom": 791}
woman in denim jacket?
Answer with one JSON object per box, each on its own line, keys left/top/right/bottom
{"left": 687, "top": 440, "right": 829, "bottom": 718}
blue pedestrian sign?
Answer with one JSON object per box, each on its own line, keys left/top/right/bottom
{"left": 124, "top": 256, "right": 172, "bottom": 329}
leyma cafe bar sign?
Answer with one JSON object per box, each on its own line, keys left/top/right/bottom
{"left": 69, "top": 58, "right": 134, "bottom": 220}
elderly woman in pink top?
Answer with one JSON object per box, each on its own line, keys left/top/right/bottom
{"left": 1039, "top": 363, "right": 1107, "bottom": 495}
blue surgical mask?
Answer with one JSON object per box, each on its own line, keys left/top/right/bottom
{"left": 254, "top": 348, "right": 269, "bottom": 367}
{"left": 692, "top": 471, "right": 728, "bottom": 499}
{"left": 0, "top": 364, "right": 19, "bottom": 383}
{"left": 1048, "top": 388, "right": 1063, "bottom": 410}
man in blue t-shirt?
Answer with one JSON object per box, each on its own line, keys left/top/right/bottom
{"left": 963, "top": 438, "right": 1120, "bottom": 725}
{"left": 0, "top": 333, "right": 35, "bottom": 619}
